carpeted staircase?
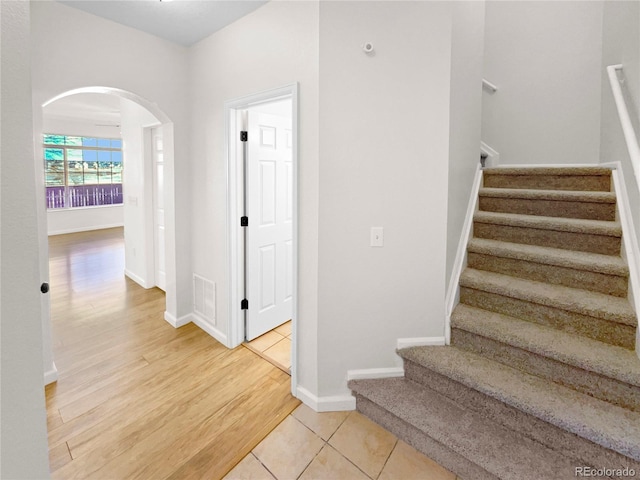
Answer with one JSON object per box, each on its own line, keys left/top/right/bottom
{"left": 349, "top": 167, "right": 640, "bottom": 480}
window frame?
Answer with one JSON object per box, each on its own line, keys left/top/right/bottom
{"left": 43, "top": 134, "right": 124, "bottom": 210}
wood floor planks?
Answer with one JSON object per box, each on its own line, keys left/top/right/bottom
{"left": 47, "top": 228, "right": 299, "bottom": 479}
{"left": 165, "top": 376, "right": 300, "bottom": 480}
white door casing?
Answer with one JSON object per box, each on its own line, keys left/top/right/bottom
{"left": 246, "top": 112, "right": 293, "bottom": 340}
{"left": 152, "top": 128, "right": 166, "bottom": 291}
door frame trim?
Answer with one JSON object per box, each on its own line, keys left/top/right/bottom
{"left": 224, "top": 83, "right": 299, "bottom": 394}
{"left": 148, "top": 126, "right": 167, "bottom": 291}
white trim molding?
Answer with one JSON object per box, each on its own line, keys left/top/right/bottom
{"left": 124, "top": 269, "right": 153, "bottom": 289}
{"left": 347, "top": 367, "right": 404, "bottom": 381}
{"left": 498, "top": 163, "right": 600, "bottom": 169}
{"left": 47, "top": 222, "right": 124, "bottom": 237}
{"left": 296, "top": 386, "right": 356, "bottom": 412}
{"left": 44, "top": 362, "right": 58, "bottom": 386}
{"left": 610, "top": 167, "right": 640, "bottom": 358}
{"left": 397, "top": 337, "right": 446, "bottom": 349}
{"left": 480, "top": 142, "right": 499, "bottom": 168}
{"left": 191, "top": 313, "right": 228, "bottom": 347}
{"left": 444, "top": 164, "right": 483, "bottom": 344}
{"left": 163, "top": 311, "right": 191, "bottom": 329}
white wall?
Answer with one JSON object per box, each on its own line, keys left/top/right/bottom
{"left": 48, "top": 207, "right": 124, "bottom": 236}
{"left": 600, "top": 0, "right": 640, "bottom": 247}
{"left": 446, "top": 1, "right": 485, "bottom": 287}
{"left": 120, "top": 98, "right": 160, "bottom": 287}
{"left": 600, "top": 0, "right": 640, "bottom": 167}
{"left": 317, "top": 1, "right": 453, "bottom": 397}
{"left": 482, "top": 1, "right": 604, "bottom": 166}
{"left": 30, "top": 0, "right": 191, "bottom": 324}
{"left": 43, "top": 117, "right": 124, "bottom": 235}
{"left": 601, "top": 0, "right": 640, "bottom": 121}
{"left": 0, "top": 1, "right": 51, "bottom": 477}
{"left": 188, "top": 1, "right": 320, "bottom": 392}
{"left": 43, "top": 116, "right": 120, "bottom": 139}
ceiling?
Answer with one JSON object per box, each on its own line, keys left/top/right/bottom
{"left": 57, "top": 0, "right": 268, "bottom": 47}
{"left": 43, "top": 93, "right": 123, "bottom": 125}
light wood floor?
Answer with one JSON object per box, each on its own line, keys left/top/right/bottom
{"left": 46, "top": 227, "right": 299, "bottom": 479}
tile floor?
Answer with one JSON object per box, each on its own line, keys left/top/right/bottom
{"left": 244, "top": 320, "right": 292, "bottom": 373}
{"left": 224, "top": 403, "right": 458, "bottom": 480}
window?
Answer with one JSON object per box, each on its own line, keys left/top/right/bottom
{"left": 44, "top": 134, "right": 123, "bottom": 209}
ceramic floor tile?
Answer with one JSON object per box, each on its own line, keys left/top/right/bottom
{"left": 299, "top": 445, "right": 369, "bottom": 480}
{"left": 263, "top": 337, "right": 291, "bottom": 370}
{"left": 328, "top": 412, "right": 397, "bottom": 479}
{"left": 223, "top": 453, "right": 276, "bottom": 480}
{"left": 292, "top": 403, "right": 349, "bottom": 441}
{"left": 379, "top": 440, "right": 456, "bottom": 480}
{"left": 246, "top": 330, "right": 285, "bottom": 353}
{"left": 275, "top": 320, "right": 292, "bottom": 337}
{"left": 252, "top": 415, "right": 323, "bottom": 480}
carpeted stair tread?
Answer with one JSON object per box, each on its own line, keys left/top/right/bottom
{"left": 467, "top": 238, "right": 628, "bottom": 277}
{"left": 460, "top": 269, "right": 636, "bottom": 326}
{"left": 349, "top": 377, "right": 583, "bottom": 479}
{"left": 398, "top": 346, "right": 640, "bottom": 461}
{"left": 483, "top": 167, "right": 613, "bottom": 177}
{"left": 479, "top": 188, "right": 616, "bottom": 204}
{"left": 482, "top": 167, "right": 612, "bottom": 192}
{"left": 451, "top": 304, "right": 640, "bottom": 387}
{"left": 474, "top": 211, "right": 622, "bottom": 237}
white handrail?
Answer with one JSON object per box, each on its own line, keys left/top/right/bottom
{"left": 607, "top": 64, "right": 640, "bottom": 186}
{"left": 482, "top": 79, "right": 498, "bottom": 93}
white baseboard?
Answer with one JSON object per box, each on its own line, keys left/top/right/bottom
{"left": 44, "top": 362, "right": 58, "bottom": 386}
{"left": 296, "top": 386, "right": 356, "bottom": 412}
{"left": 347, "top": 367, "right": 404, "bottom": 381}
{"left": 445, "top": 164, "right": 483, "bottom": 344}
{"left": 48, "top": 222, "right": 124, "bottom": 236}
{"left": 124, "top": 269, "right": 153, "bottom": 289}
{"left": 192, "top": 313, "right": 228, "bottom": 347}
{"left": 164, "top": 311, "right": 192, "bottom": 329}
{"left": 610, "top": 165, "right": 640, "bottom": 358}
{"left": 598, "top": 162, "right": 619, "bottom": 170}
{"left": 397, "top": 336, "right": 446, "bottom": 350}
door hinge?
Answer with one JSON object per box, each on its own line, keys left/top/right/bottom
{"left": 240, "top": 131, "right": 248, "bottom": 142}
{"left": 241, "top": 298, "right": 249, "bottom": 310}
{"left": 241, "top": 216, "right": 248, "bottom": 227}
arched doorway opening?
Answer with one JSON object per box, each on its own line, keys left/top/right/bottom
{"left": 37, "top": 87, "right": 176, "bottom": 384}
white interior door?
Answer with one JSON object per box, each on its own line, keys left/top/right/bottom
{"left": 152, "top": 128, "right": 166, "bottom": 291}
{"left": 246, "top": 111, "right": 293, "bottom": 340}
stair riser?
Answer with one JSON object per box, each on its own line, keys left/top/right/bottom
{"left": 483, "top": 174, "right": 611, "bottom": 192}
{"left": 459, "top": 287, "right": 636, "bottom": 349}
{"left": 403, "top": 360, "right": 640, "bottom": 474}
{"left": 467, "top": 252, "right": 628, "bottom": 297}
{"left": 451, "top": 329, "right": 640, "bottom": 412}
{"left": 478, "top": 197, "right": 616, "bottom": 221}
{"left": 473, "top": 222, "right": 622, "bottom": 255}
{"left": 353, "top": 394, "right": 500, "bottom": 480}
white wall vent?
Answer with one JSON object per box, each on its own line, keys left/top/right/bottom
{"left": 193, "top": 274, "right": 216, "bottom": 325}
